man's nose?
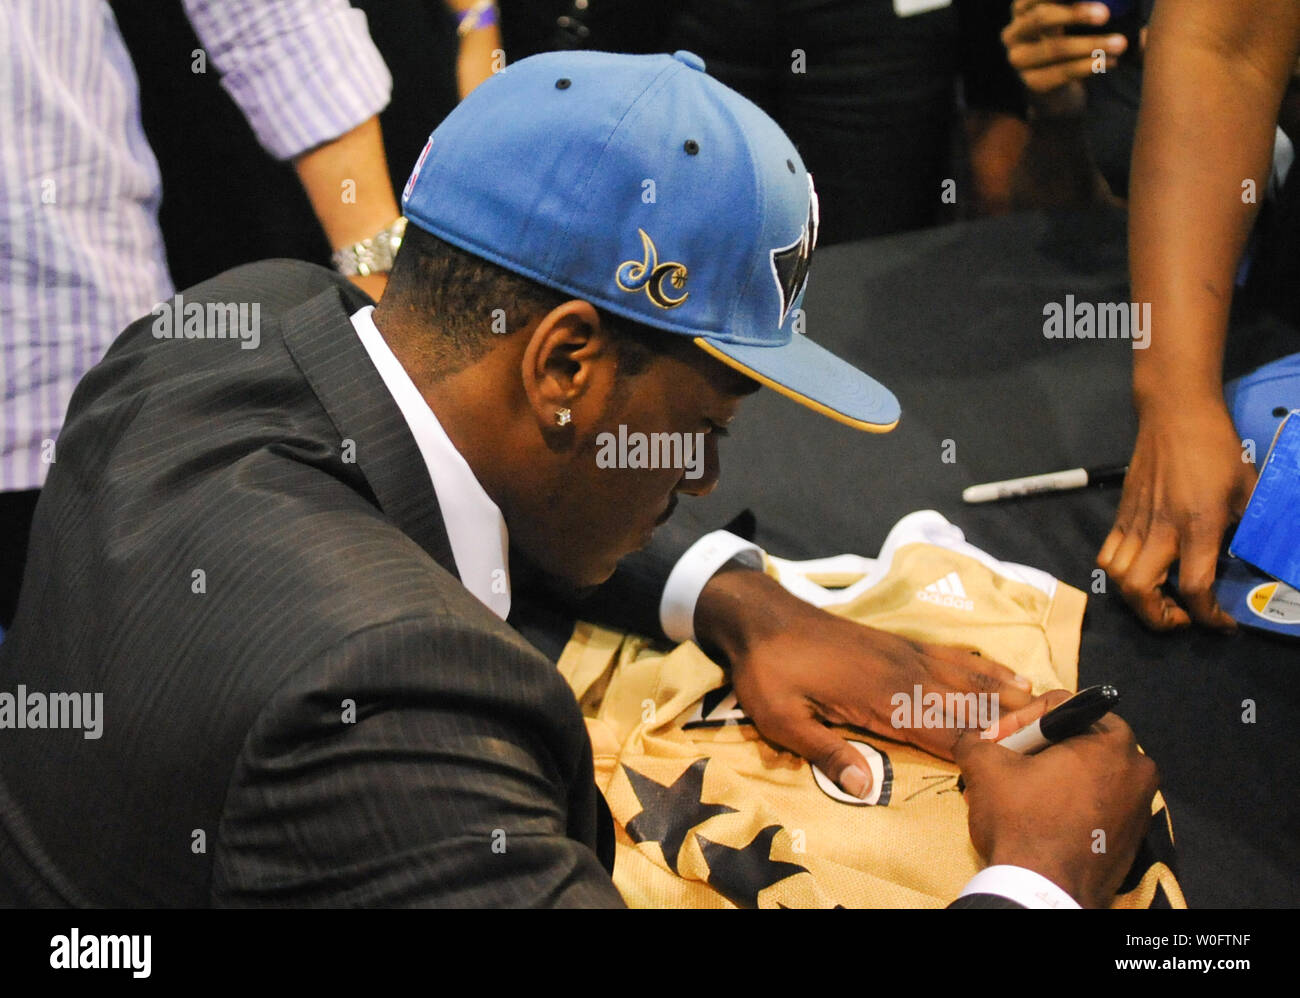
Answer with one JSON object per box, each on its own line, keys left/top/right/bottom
{"left": 674, "top": 433, "right": 720, "bottom": 497}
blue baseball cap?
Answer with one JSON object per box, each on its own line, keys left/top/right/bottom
{"left": 1224, "top": 351, "right": 1300, "bottom": 458}
{"left": 400, "top": 49, "right": 899, "bottom": 432}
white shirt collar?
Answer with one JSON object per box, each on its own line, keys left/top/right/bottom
{"left": 349, "top": 305, "right": 511, "bottom": 619}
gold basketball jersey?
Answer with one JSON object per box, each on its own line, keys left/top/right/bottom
{"left": 558, "top": 512, "right": 1185, "bottom": 909}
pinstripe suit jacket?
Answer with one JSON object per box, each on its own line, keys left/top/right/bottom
{"left": 0, "top": 260, "right": 685, "bottom": 907}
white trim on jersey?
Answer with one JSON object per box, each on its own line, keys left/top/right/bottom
{"left": 765, "top": 511, "right": 1058, "bottom": 609}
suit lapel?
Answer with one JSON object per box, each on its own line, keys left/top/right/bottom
{"left": 281, "top": 283, "right": 460, "bottom": 582}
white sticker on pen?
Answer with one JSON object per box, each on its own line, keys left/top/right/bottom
{"left": 893, "top": 0, "right": 952, "bottom": 17}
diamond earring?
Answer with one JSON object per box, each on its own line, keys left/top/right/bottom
{"left": 554, "top": 407, "right": 572, "bottom": 427}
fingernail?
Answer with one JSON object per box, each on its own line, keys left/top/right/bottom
{"left": 1107, "top": 34, "right": 1126, "bottom": 49}
{"left": 841, "top": 765, "right": 871, "bottom": 800}
{"left": 1013, "top": 674, "right": 1033, "bottom": 691}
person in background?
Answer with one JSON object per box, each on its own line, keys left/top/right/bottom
{"left": 1004, "top": 0, "right": 1300, "bottom": 629}
{"left": 0, "top": 0, "right": 403, "bottom": 631}
{"left": 483, "top": 0, "right": 1030, "bottom": 244}
{"left": 1096, "top": 0, "right": 1300, "bottom": 630}
{"left": 1000, "top": 0, "right": 1149, "bottom": 207}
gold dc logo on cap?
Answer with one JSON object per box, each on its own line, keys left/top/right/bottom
{"left": 616, "top": 229, "right": 689, "bottom": 309}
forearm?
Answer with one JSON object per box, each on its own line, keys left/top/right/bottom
{"left": 1009, "top": 105, "right": 1113, "bottom": 210}
{"left": 965, "top": 111, "right": 1030, "bottom": 215}
{"left": 1130, "top": 0, "right": 1300, "bottom": 411}
{"left": 292, "top": 115, "right": 401, "bottom": 252}
{"left": 446, "top": 0, "right": 503, "bottom": 99}
{"left": 456, "top": 22, "right": 503, "bottom": 99}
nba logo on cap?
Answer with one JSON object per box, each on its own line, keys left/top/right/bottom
{"left": 402, "top": 137, "right": 434, "bottom": 203}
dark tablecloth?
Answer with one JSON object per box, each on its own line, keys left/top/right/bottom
{"left": 672, "top": 206, "right": 1299, "bottom": 908}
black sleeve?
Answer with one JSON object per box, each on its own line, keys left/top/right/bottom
{"left": 212, "top": 619, "right": 624, "bottom": 907}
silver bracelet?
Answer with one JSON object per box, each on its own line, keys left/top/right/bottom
{"left": 331, "top": 216, "right": 408, "bottom": 277}
{"left": 457, "top": 0, "right": 499, "bottom": 37}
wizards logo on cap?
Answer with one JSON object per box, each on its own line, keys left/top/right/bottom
{"left": 615, "top": 229, "right": 690, "bottom": 309}
{"left": 770, "top": 175, "right": 819, "bottom": 327}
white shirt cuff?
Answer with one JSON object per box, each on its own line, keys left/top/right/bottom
{"left": 659, "top": 530, "right": 765, "bottom": 644}
{"left": 958, "top": 866, "right": 1081, "bottom": 909}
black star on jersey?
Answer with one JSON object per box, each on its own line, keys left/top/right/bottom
{"left": 769, "top": 174, "right": 820, "bottom": 327}
{"left": 623, "top": 760, "right": 737, "bottom": 873}
{"left": 695, "top": 825, "right": 809, "bottom": 909}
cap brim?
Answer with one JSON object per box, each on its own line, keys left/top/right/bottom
{"left": 693, "top": 335, "right": 900, "bottom": 432}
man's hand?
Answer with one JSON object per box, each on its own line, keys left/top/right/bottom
{"left": 694, "top": 567, "right": 1035, "bottom": 801}
{"left": 1003, "top": 1, "right": 1128, "bottom": 208}
{"left": 956, "top": 691, "right": 1159, "bottom": 909}
{"left": 1003, "top": 1, "right": 1128, "bottom": 115}
{"left": 1097, "top": 400, "right": 1255, "bottom": 631}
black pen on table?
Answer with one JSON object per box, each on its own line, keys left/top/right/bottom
{"left": 962, "top": 464, "right": 1128, "bottom": 503}
{"left": 956, "top": 685, "right": 1121, "bottom": 792}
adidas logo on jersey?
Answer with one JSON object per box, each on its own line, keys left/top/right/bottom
{"left": 916, "top": 572, "right": 974, "bottom": 611}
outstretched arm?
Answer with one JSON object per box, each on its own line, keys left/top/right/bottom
{"left": 1097, "top": 0, "right": 1300, "bottom": 629}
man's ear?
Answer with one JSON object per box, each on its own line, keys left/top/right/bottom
{"left": 520, "top": 299, "right": 619, "bottom": 433}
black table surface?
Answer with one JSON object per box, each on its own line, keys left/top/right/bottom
{"left": 672, "top": 206, "right": 1300, "bottom": 908}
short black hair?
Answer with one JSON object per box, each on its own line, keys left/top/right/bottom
{"left": 379, "top": 223, "right": 682, "bottom": 380}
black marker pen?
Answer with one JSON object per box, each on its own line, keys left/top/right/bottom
{"left": 996, "top": 684, "right": 1120, "bottom": 753}
{"left": 957, "top": 685, "right": 1121, "bottom": 791}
